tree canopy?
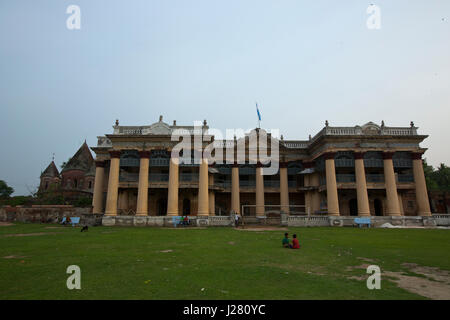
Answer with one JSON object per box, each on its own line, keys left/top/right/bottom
{"left": 423, "top": 160, "right": 450, "bottom": 192}
{"left": 0, "top": 180, "right": 14, "bottom": 199}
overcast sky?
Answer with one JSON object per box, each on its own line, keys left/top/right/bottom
{"left": 1, "top": 0, "right": 449, "bottom": 195}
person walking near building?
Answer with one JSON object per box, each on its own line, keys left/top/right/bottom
{"left": 234, "top": 213, "right": 240, "bottom": 228}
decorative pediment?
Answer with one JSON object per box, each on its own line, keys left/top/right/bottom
{"left": 143, "top": 122, "right": 172, "bottom": 135}
{"left": 361, "top": 122, "right": 381, "bottom": 135}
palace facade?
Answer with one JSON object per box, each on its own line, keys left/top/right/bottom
{"left": 90, "top": 117, "right": 431, "bottom": 218}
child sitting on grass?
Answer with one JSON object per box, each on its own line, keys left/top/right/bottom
{"left": 282, "top": 233, "right": 290, "bottom": 248}
{"left": 291, "top": 234, "right": 300, "bottom": 249}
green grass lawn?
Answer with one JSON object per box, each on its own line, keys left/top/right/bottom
{"left": 1, "top": 223, "right": 449, "bottom": 300}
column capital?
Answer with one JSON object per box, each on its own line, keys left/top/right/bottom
{"left": 382, "top": 151, "right": 395, "bottom": 160}
{"left": 231, "top": 162, "right": 240, "bottom": 168}
{"left": 95, "top": 160, "right": 105, "bottom": 168}
{"left": 411, "top": 152, "right": 424, "bottom": 160}
{"left": 353, "top": 152, "right": 365, "bottom": 160}
{"left": 256, "top": 162, "right": 264, "bottom": 168}
{"left": 323, "top": 152, "right": 336, "bottom": 160}
{"left": 139, "top": 151, "right": 151, "bottom": 158}
{"left": 109, "top": 150, "right": 121, "bottom": 158}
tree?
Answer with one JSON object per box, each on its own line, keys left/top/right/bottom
{"left": 423, "top": 160, "right": 450, "bottom": 191}
{"left": 0, "top": 180, "right": 14, "bottom": 199}
{"left": 434, "top": 163, "right": 450, "bottom": 191}
{"left": 423, "top": 160, "right": 439, "bottom": 190}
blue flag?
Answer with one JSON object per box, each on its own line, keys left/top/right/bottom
{"left": 256, "top": 103, "right": 261, "bottom": 121}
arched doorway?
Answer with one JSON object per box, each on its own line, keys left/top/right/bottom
{"left": 374, "top": 199, "right": 383, "bottom": 216}
{"left": 157, "top": 198, "right": 167, "bottom": 216}
{"left": 183, "top": 199, "right": 191, "bottom": 215}
{"left": 349, "top": 198, "right": 358, "bottom": 216}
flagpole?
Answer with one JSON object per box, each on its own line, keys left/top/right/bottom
{"left": 256, "top": 102, "right": 261, "bottom": 129}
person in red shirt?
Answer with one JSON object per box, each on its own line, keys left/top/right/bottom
{"left": 291, "top": 234, "right": 300, "bottom": 249}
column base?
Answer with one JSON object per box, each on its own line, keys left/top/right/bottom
{"left": 136, "top": 213, "right": 148, "bottom": 217}
{"left": 104, "top": 212, "right": 117, "bottom": 217}
{"left": 358, "top": 213, "right": 371, "bottom": 217}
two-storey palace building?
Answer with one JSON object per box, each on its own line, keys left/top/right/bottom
{"left": 90, "top": 117, "right": 431, "bottom": 219}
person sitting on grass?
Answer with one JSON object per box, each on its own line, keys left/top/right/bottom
{"left": 282, "top": 232, "right": 290, "bottom": 248}
{"left": 291, "top": 234, "right": 300, "bottom": 249}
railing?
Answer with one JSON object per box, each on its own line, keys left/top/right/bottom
{"left": 264, "top": 180, "right": 280, "bottom": 188}
{"left": 310, "top": 125, "right": 418, "bottom": 143}
{"left": 240, "top": 180, "right": 256, "bottom": 187}
{"left": 150, "top": 158, "right": 169, "bottom": 167}
{"left": 393, "top": 159, "right": 413, "bottom": 168}
{"left": 366, "top": 174, "right": 385, "bottom": 183}
{"left": 149, "top": 173, "right": 169, "bottom": 182}
{"left": 325, "top": 127, "right": 359, "bottom": 135}
{"left": 239, "top": 168, "right": 256, "bottom": 175}
{"left": 120, "top": 127, "right": 143, "bottom": 135}
{"left": 364, "top": 159, "right": 383, "bottom": 167}
{"left": 120, "top": 158, "right": 140, "bottom": 167}
{"left": 336, "top": 174, "right": 355, "bottom": 183}
{"left": 215, "top": 180, "right": 231, "bottom": 188}
{"left": 282, "top": 141, "right": 309, "bottom": 149}
{"left": 381, "top": 127, "right": 416, "bottom": 135}
{"left": 180, "top": 173, "right": 198, "bottom": 182}
{"left": 335, "top": 159, "right": 354, "bottom": 167}
{"left": 397, "top": 174, "right": 414, "bottom": 183}
{"left": 119, "top": 172, "right": 139, "bottom": 182}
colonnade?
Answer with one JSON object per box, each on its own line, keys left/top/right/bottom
{"left": 92, "top": 150, "right": 431, "bottom": 217}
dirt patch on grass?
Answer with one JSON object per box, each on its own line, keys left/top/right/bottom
{"left": 0, "top": 222, "right": 13, "bottom": 226}
{"left": 3, "top": 232, "right": 62, "bottom": 237}
{"left": 357, "top": 257, "right": 376, "bottom": 263}
{"left": 402, "top": 263, "right": 450, "bottom": 284}
{"left": 346, "top": 263, "right": 371, "bottom": 272}
{"left": 383, "top": 270, "right": 450, "bottom": 300}
{"left": 3, "top": 255, "right": 25, "bottom": 259}
{"left": 266, "top": 262, "right": 328, "bottom": 276}
{"left": 346, "top": 262, "right": 450, "bottom": 299}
